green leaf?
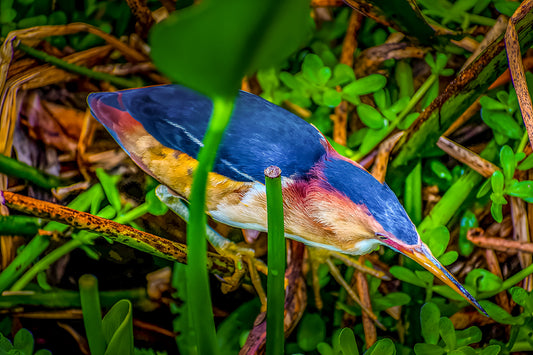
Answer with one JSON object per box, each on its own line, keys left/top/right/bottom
{"left": 479, "top": 300, "right": 524, "bottom": 325}
{"left": 103, "top": 299, "right": 134, "bottom": 355}
{"left": 500, "top": 145, "right": 515, "bottom": 182}
{"left": 13, "top": 329, "right": 33, "bottom": 355}
{"left": 491, "top": 171, "right": 505, "bottom": 193}
{"left": 145, "top": 188, "right": 169, "bottom": 216}
{"left": 480, "top": 96, "right": 507, "bottom": 111}
{"left": 343, "top": 74, "right": 387, "bottom": 97}
{"left": 372, "top": 292, "right": 411, "bottom": 311}
{"left": 414, "top": 343, "right": 445, "bottom": 355}
{"left": 95, "top": 168, "right": 122, "bottom": 212}
{"left": 509, "top": 287, "right": 533, "bottom": 312}
{"left": 481, "top": 109, "right": 523, "bottom": 140}
{"left": 357, "top": 104, "right": 386, "bottom": 129}
{"left": 438, "top": 251, "right": 458, "bottom": 266}
{"left": 517, "top": 153, "right": 533, "bottom": 170}
{"left": 0, "top": 333, "right": 12, "bottom": 351}
{"left": 331, "top": 63, "right": 355, "bottom": 86}
{"left": 465, "top": 269, "right": 502, "bottom": 293}
{"left": 302, "top": 54, "right": 325, "bottom": 80}
{"left": 420, "top": 303, "right": 440, "bottom": 345}
{"left": 317, "top": 343, "right": 334, "bottom": 355}
{"left": 430, "top": 160, "right": 452, "bottom": 181}
{"left": 449, "top": 346, "right": 476, "bottom": 355}
{"left": 459, "top": 211, "right": 477, "bottom": 256}
{"left": 478, "top": 345, "right": 502, "bottom": 355}
{"left": 439, "top": 317, "right": 456, "bottom": 351}
{"left": 476, "top": 178, "right": 492, "bottom": 198}
{"left": 336, "top": 328, "right": 359, "bottom": 355}
{"left": 322, "top": 88, "right": 342, "bottom": 107}
{"left": 217, "top": 299, "right": 260, "bottom": 354}
{"left": 455, "top": 326, "right": 482, "bottom": 347}
{"left": 490, "top": 202, "right": 503, "bottom": 223}
{"left": 297, "top": 313, "right": 326, "bottom": 351}
{"left": 150, "top": 0, "right": 310, "bottom": 97}
{"left": 390, "top": 266, "right": 427, "bottom": 288}
{"left": 424, "top": 225, "right": 450, "bottom": 258}
{"left": 506, "top": 181, "right": 533, "bottom": 199}
{"left": 365, "top": 338, "right": 395, "bottom": 355}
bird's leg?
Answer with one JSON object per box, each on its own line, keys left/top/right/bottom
{"left": 155, "top": 185, "right": 267, "bottom": 303}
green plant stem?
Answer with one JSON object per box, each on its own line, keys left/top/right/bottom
{"left": 0, "top": 153, "right": 67, "bottom": 189}
{"left": 405, "top": 160, "right": 422, "bottom": 225}
{"left": 517, "top": 131, "right": 529, "bottom": 153}
{"left": 187, "top": 95, "right": 235, "bottom": 355}
{"left": 479, "top": 263, "right": 533, "bottom": 299}
{"left": 418, "top": 140, "right": 498, "bottom": 239}
{"left": 265, "top": 166, "right": 285, "bottom": 355}
{"left": 17, "top": 42, "right": 140, "bottom": 88}
{"left": 10, "top": 239, "right": 86, "bottom": 291}
{"left": 0, "top": 235, "right": 50, "bottom": 293}
{"left": 79, "top": 274, "right": 106, "bottom": 355}
{"left": 397, "top": 73, "right": 438, "bottom": 123}
{"left": 0, "top": 216, "right": 43, "bottom": 235}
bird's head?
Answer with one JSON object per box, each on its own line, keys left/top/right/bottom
{"left": 306, "top": 153, "right": 487, "bottom": 315}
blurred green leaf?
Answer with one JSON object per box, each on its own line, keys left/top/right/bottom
{"left": 297, "top": 313, "right": 326, "bottom": 351}
{"left": 459, "top": 211, "right": 477, "bottom": 256}
{"left": 414, "top": 343, "right": 445, "bottom": 355}
{"left": 390, "top": 266, "right": 427, "bottom": 288}
{"left": 478, "top": 345, "right": 502, "bottom": 355}
{"left": 479, "top": 301, "right": 524, "bottom": 325}
{"left": 102, "top": 299, "right": 134, "bottom": 355}
{"left": 421, "top": 303, "right": 440, "bottom": 345}
{"left": 343, "top": 74, "right": 387, "bottom": 97}
{"left": 438, "top": 251, "right": 458, "bottom": 266}
{"left": 335, "top": 328, "right": 359, "bottom": 355}
{"left": 365, "top": 338, "right": 395, "bottom": 355}
{"left": 480, "top": 96, "right": 507, "bottom": 111}
{"left": 357, "top": 104, "right": 386, "bottom": 129}
{"left": 13, "top": 328, "right": 33, "bottom": 355}
{"left": 481, "top": 109, "right": 523, "bottom": 140}
{"left": 425, "top": 225, "right": 450, "bottom": 258}
{"left": 439, "top": 317, "right": 456, "bottom": 351}
{"left": 455, "top": 326, "right": 482, "bottom": 347}
{"left": 430, "top": 160, "right": 452, "bottom": 182}
{"left": 491, "top": 171, "right": 504, "bottom": 194}
{"left": 506, "top": 181, "right": 533, "bottom": 199}
{"left": 500, "top": 145, "right": 515, "bottom": 182}
{"left": 150, "top": 0, "right": 310, "bottom": 97}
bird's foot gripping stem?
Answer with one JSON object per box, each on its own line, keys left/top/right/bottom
{"left": 155, "top": 185, "right": 267, "bottom": 307}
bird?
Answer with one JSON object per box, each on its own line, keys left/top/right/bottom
{"left": 87, "top": 84, "right": 486, "bottom": 315}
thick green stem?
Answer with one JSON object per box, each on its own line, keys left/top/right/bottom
{"left": 265, "top": 166, "right": 285, "bottom": 355}
{"left": 79, "top": 274, "right": 106, "bottom": 355}
{"left": 0, "top": 153, "right": 67, "bottom": 189}
{"left": 405, "top": 160, "right": 422, "bottom": 225}
{"left": 187, "top": 95, "right": 235, "bottom": 355}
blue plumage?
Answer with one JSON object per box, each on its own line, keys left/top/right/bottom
{"left": 89, "top": 85, "right": 327, "bottom": 182}
{"left": 322, "top": 159, "right": 418, "bottom": 245}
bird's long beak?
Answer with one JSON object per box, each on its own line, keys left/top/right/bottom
{"left": 396, "top": 242, "right": 487, "bottom": 316}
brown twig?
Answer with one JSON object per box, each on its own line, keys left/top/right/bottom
{"left": 505, "top": 0, "right": 533, "bottom": 151}
{"left": 467, "top": 227, "right": 533, "bottom": 254}
{"left": 0, "top": 190, "right": 236, "bottom": 277}
{"left": 356, "top": 271, "right": 377, "bottom": 347}
{"left": 443, "top": 99, "right": 481, "bottom": 137}
{"left": 436, "top": 136, "right": 499, "bottom": 178}
{"left": 484, "top": 249, "right": 512, "bottom": 313}
{"left": 371, "top": 132, "right": 404, "bottom": 183}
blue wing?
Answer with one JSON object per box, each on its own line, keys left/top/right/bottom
{"left": 88, "top": 85, "right": 327, "bottom": 182}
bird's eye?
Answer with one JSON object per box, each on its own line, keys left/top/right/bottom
{"left": 376, "top": 233, "right": 388, "bottom": 240}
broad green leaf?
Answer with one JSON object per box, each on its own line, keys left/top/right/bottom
{"left": 372, "top": 292, "right": 411, "bottom": 311}
{"left": 373, "top": 89, "right": 390, "bottom": 111}
{"left": 13, "top": 329, "right": 33, "bottom": 355}
{"left": 343, "top": 74, "right": 387, "bottom": 97}
{"left": 439, "top": 317, "right": 456, "bottom": 351}
{"left": 365, "top": 338, "right": 395, "bottom": 355}
{"left": 459, "top": 211, "right": 477, "bottom": 256}
{"left": 430, "top": 160, "right": 452, "bottom": 181}
{"left": 390, "top": 266, "right": 427, "bottom": 288}
{"left": 421, "top": 303, "right": 440, "bottom": 345}
{"left": 478, "top": 345, "right": 502, "bottom": 355}
{"left": 217, "top": 299, "right": 260, "bottom": 354}
{"left": 102, "top": 299, "right": 134, "bottom": 355}
{"left": 425, "top": 225, "right": 450, "bottom": 258}
{"left": 455, "top": 326, "right": 482, "bottom": 347}
{"left": 337, "top": 328, "right": 359, "bottom": 355}
{"left": 509, "top": 287, "right": 533, "bottom": 312}
{"left": 357, "top": 104, "right": 386, "bottom": 129}
{"left": 449, "top": 346, "right": 476, "bottom": 355}
{"left": 150, "top": 0, "right": 309, "bottom": 97}
{"left": 414, "top": 343, "right": 445, "bottom": 355}
{"left": 322, "top": 89, "right": 342, "bottom": 107}
{"left": 438, "top": 251, "right": 458, "bottom": 266}
{"left": 0, "top": 333, "right": 12, "bottom": 351}
{"left": 517, "top": 153, "right": 533, "bottom": 170}
{"left": 297, "top": 313, "right": 326, "bottom": 351}
{"left": 491, "top": 171, "right": 504, "bottom": 193}
{"left": 499, "top": 145, "right": 515, "bottom": 182}
{"left": 490, "top": 202, "right": 503, "bottom": 223}
{"left": 506, "top": 181, "right": 533, "bottom": 199}
{"left": 415, "top": 270, "right": 434, "bottom": 285}
{"left": 481, "top": 109, "right": 523, "bottom": 139}
{"left": 480, "top": 96, "right": 507, "bottom": 111}
{"left": 317, "top": 343, "right": 334, "bottom": 355}
{"left": 302, "top": 54, "right": 325, "bottom": 83}
{"left": 479, "top": 301, "right": 523, "bottom": 325}
{"left": 331, "top": 63, "right": 355, "bottom": 86}
{"left": 465, "top": 269, "right": 502, "bottom": 293}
